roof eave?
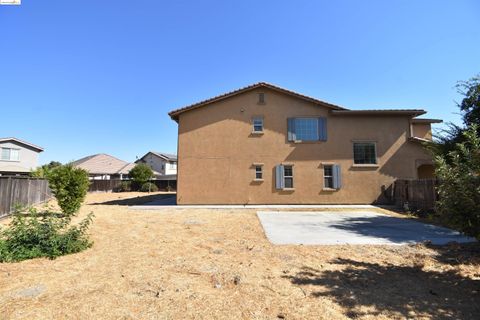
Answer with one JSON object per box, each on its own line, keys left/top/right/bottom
{"left": 330, "top": 110, "right": 427, "bottom": 117}
{"left": 168, "top": 82, "right": 347, "bottom": 121}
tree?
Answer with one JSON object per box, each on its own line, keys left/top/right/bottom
{"left": 434, "top": 74, "right": 480, "bottom": 157}
{"left": 30, "top": 161, "right": 62, "bottom": 178}
{"left": 457, "top": 75, "right": 480, "bottom": 128}
{"left": 47, "top": 164, "right": 90, "bottom": 216}
{"left": 129, "top": 163, "right": 153, "bottom": 187}
{"left": 433, "top": 125, "right": 480, "bottom": 239}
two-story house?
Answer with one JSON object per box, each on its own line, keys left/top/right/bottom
{"left": 168, "top": 82, "right": 441, "bottom": 205}
{"left": 0, "top": 137, "right": 44, "bottom": 176}
{"left": 135, "top": 152, "right": 177, "bottom": 176}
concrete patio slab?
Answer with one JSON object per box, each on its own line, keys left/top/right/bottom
{"left": 257, "top": 211, "right": 477, "bottom": 245}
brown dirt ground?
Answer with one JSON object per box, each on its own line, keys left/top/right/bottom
{"left": 0, "top": 192, "right": 479, "bottom": 319}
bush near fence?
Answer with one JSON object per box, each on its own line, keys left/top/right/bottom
{"left": 88, "top": 179, "right": 177, "bottom": 192}
{"left": 393, "top": 179, "right": 438, "bottom": 212}
{"left": 0, "top": 177, "right": 52, "bottom": 218}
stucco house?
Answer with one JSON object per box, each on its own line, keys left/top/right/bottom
{"left": 135, "top": 151, "right": 177, "bottom": 176}
{"left": 71, "top": 153, "right": 135, "bottom": 180}
{"left": 0, "top": 137, "right": 44, "bottom": 176}
{"left": 169, "top": 82, "right": 441, "bottom": 205}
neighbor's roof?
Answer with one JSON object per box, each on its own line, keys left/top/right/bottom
{"left": 137, "top": 151, "right": 177, "bottom": 162}
{"left": 168, "top": 82, "right": 348, "bottom": 121}
{"left": 71, "top": 153, "right": 133, "bottom": 175}
{"left": 0, "top": 137, "right": 44, "bottom": 152}
{"left": 168, "top": 82, "right": 429, "bottom": 121}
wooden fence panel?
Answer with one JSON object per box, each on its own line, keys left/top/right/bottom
{"left": 88, "top": 179, "right": 177, "bottom": 192}
{"left": 393, "top": 179, "right": 438, "bottom": 211}
{"left": 0, "top": 177, "right": 52, "bottom": 218}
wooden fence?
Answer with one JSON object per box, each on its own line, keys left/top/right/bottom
{"left": 89, "top": 179, "right": 177, "bottom": 192}
{"left": 0, "top": 177, "right": 52, "bottom": 218}
{"left": 393, "top": 179, "right": 438, "bottom": 211}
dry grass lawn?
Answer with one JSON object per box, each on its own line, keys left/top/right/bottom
{"left": 1, "top": 192, "right": 479, "bottom": 319}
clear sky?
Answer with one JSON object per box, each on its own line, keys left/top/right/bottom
{"left": 1, "top": 1, "right": 479, "bottom": 165}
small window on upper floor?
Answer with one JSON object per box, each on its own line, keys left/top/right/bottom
{"left": 353, "top": 142, "right": 377, "bottom": 164}
{"left": 252, "top": 117, "right": 264, "bottom": 133}
{"left": 258, "top": 93, "right": 265, "bottom": 104}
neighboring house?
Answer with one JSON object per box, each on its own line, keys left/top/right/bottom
{"left": 0, "top": 137, "right": 44, "bottom": 176}
{"left": 71, "top": 153, "right": 135, "bottom": 180}
{"left": 168, "top": 82, "right": 442, "bottom": 205}
{"left": 135, "top": 151, "right": 177, "bottom": 176}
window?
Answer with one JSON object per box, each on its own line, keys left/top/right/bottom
{"left": 252, "top": 117, "right": 264, "bottom": 133}
{"left": 258, "top": 93, "right": 265, "bottom": 104}
{"left": 254, "top": 165, "right": 263, "bottom": 180}
{"left": 324, "top": 165, "right": 334, "bottom": 189}
{"left": 283, "top": 165, "right": 293, "bottom": 188}
{"left": 168, "top": 162, "right": 177, "bottom": 170}
{"left": 323, "top": 164, "right": 342, "bottom": 189}
{"left": 275, "top": 165, "right": 294, "bottom": 189}
{"left": 353, "top": 142, "right": 377, "bottom": 164}
{"left": 1, "top": 148, "right": 19, "bottom": 161}
{"left": 287, "top": 117, "right": 327, "bottom": 141}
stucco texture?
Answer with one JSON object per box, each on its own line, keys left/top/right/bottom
{"left": 176, "top": 88, "right": 433, "bottom": 204}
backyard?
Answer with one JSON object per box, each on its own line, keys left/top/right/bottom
{"left": 0, "top": 192, "right": 479, "bottom": 319}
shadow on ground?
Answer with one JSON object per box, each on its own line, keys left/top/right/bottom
{"left": 328, "top": 215, "right": 476, "bottom": 244}
{"left": 91, "top": 193, "right": 176, "bottom": 206}
{"left": 283, "top": 249, "right": 480, "bottom": 319}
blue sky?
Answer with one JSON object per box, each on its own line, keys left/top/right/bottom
{"left": 1, "top": 1, "right": 479, "bottom": 165}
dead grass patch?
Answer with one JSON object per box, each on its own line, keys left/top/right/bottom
{"left": 0, "top": 192, "right": 478, "bottom": 319}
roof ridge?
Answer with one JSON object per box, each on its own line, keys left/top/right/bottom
{"left": 168, "top": 82, "right": 348, "bottom": 121}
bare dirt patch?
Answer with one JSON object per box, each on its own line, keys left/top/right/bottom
{"left": 1, "top": 192, "right": 479, "bottom": 319}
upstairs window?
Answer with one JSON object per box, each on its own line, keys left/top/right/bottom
{"left": 252, "top": 117, "right": 264, "bottom": 133}
{"left": 287, "top": 117, "right": 327, "bottom": 142}
{"left": 353, "top": 142, "right": 377, "bottom": 164}
{"left": 1, "top": 148, "right": 19, "bottom": 161}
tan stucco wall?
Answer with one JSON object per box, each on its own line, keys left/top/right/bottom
{"left": 412, "top": 123, "right": 432, "bottom": 140}
{"left": 176, "top": 88, "right": 432, "bottom": 204}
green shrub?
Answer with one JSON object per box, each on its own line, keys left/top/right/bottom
{"left": 115, "top": 181, "right": 132, "bottom": 192}
{"left": 140, "top": 182, "right": 158, "bottom": 192}
{"left": 0, "top": 207, "right": 94, "bottom": 262}
{"left": 433, "top": 125, "right": 480, "bottom": 239}
{"left": 129, "top": 163, "right": 153, "bottom": 187}
{"left": 47, "top": 164, "right": 90, "bottom": 216}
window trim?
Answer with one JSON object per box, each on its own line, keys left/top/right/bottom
{"left": 323, "top": 164, "right": 334, "bottom": 189}
{"left": 254, "top": 164, "right": 264, "bottom": 181}
{"left": 252, "top": 116, "right": 264, "bottom": 134}
{"left": 1, "top": 147, "right": 20, "bottom": 162}
{"left": 283, "top": 165, "right": 294, "bottom": 189}
{"left": 352, "top": 141, "right": 378, "bottom": 165}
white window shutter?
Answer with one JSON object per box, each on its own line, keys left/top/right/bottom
{"left": 333, "top": 164, "right": 342, "bottom": 189}
{"left": 275, "top": 165, "right": 284, "bottom": 189}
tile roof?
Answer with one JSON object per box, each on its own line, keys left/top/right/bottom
{"left": 71, "top": 153, "right": 134, "bottom": 175}
{"left": 168, "top": 82, "right": 347, "bottom": 121}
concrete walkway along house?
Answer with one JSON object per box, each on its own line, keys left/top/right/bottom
{"left": 168, "top": 82, "right": 441, "bottom": 205}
